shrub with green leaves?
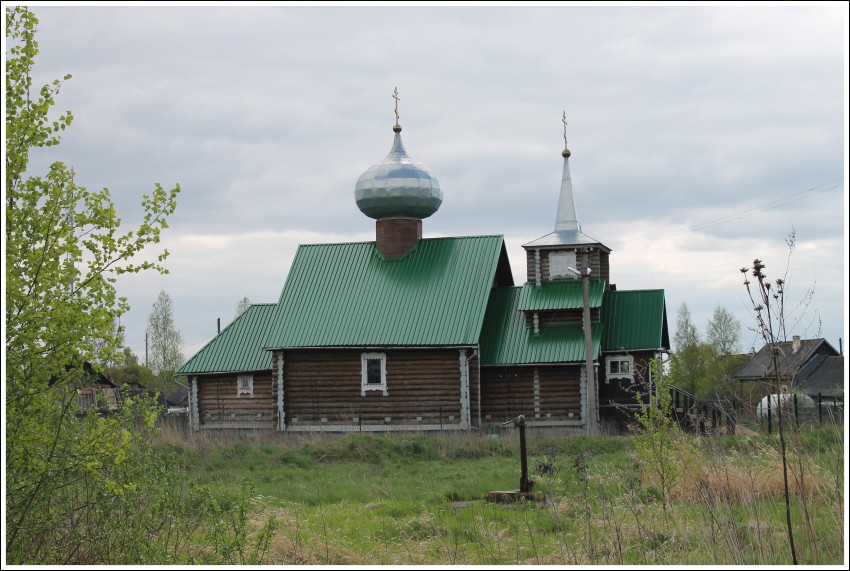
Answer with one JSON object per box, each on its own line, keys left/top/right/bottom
{"left": 4, "top": 8, "right": 278, "bottom": 564}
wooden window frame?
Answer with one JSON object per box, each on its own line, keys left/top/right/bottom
{"left": 605, "top": 355, "right": 634, "bottom": 381}
{"left": 549, "top": 250, "right": 578, "bottom": 280}
{"left": 360, "top": 352, "right": 388, "bottom": 396}
{"left": 237, "top": 374, "right": 254, "bottom": 396}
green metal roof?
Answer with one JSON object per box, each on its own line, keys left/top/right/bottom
{"left": 176, "top": 304, "right": 276, "bottom": 374}
{"left": 264, "top": 236, "right": 508, "bottom": 348}
{"left": 480, "top": 287, "right": 601, "bottom": 366}
{"left": 601, "top": 289, "right": 668, "bottom": 352}
{"left": 517, "top": 278, "right": 605, "bottom": 311}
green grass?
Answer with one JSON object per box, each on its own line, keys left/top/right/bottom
{"left": 156, "top": 426, "right": 844, "bottom": 565}
{"left": 174, "top": 431, "right": 632, "bottom": 504}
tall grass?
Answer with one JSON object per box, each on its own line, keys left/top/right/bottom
{"left": 150, "top": 422, "right": 844, "bottom": 565}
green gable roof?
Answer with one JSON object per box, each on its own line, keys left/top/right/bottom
{"left": 264, "top": 236, "right": 508, "bottom": 349}
{"left": 480, "top": 287, "right": 601, "bottom": 366}
{"left": 177, "top": 304, "right": 276, "bottom": 374}
{"left": 517, "top": 278, "right": 605, "bottom": 311}
{"left": 601, "top": 289, "right": 668, "bottom": 352}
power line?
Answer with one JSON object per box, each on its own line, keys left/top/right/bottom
{"left": 608, "top": 178, "right": 843, "bottom": 246}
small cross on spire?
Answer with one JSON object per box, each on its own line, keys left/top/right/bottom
{"left": 561, "top": 111, "right": 571, "bottom": 158}
{"left": 392, "top": 87, "right": 401, "bottom": 132}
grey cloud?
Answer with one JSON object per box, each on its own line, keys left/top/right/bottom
{"left": 19, "top": 5, "right": 846, "bottom": 359}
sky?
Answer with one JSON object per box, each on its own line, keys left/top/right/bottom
{"left": 10, "top": 2, "right": 849, "bottom": 365}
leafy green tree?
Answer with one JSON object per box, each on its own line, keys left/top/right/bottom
{"left": 5, "top": 6, "right": 180, "bottom": 561}
{"left": 107, "top": 347, "right": 158, "bottom": 390}
{"left": 704, "top": 306, "right": 746, "bottom": 401}
{"left": 631, "top": 359, "right": 692, "bottom": 522}
{"left": 706, "top": 306, "right": 741, "bottom": 357}
{"left": 146, "top": 289, "right": 184, "bottom": 395}
{"left": 673, "top": 302, "right": 699, "bottom": 352}
{"left": 669, "top": 304, "right": 746, "bottom": 399}
{"left": 668, "top": 303, "right": 710, "bottom": 396}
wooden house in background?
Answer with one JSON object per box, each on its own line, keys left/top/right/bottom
{"left": 599, "top": 289, "right": 669, "bottom": 423}
{"left": 178, "top": 109, "right": 669, "bottom": 432}
{"left": 73, "top": 361, "right": 121, "bottom": 413}
{"left": 734, "top": 336, "right": 843, "bottom": 403}
{"left": 793, "top": 354, "right": 845, "bottom": 399}
{"left": 178, "top": 304, "right": 276, "bottom": 429}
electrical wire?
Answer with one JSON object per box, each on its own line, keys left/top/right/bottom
{"left": 607, "top": 178, "right": 844, "bottom": 246}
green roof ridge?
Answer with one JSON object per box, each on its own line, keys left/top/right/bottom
{"left": 177, "top": 303, "right": 277, "bottom": 374}
{"left": 264, "top": 235, "right": 507, "bottom": 349}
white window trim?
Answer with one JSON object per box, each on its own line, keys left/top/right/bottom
{"left": 361, "top": 352, "right": 388, "bottom": 396}
{"left": 605, "top": 355, "right": 634, "bottom": 380}
{"left": 237, "top": 374, "right": 254, "bottom": 396}
{"left": 549, "top": 250, "right": 578, "bottom": 280}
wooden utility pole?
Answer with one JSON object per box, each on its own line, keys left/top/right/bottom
{"left": 581, "top": 252, "right": 598, "bottom": 436}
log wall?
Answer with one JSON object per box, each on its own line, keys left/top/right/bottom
{"left": 524, "top": 247, "right": 611, "bottom": 286}
{"left": 481, "top": 367, "right": 535, "bottom": 424}
{"left": 537, "top": 366, "right": 583, "bottom": 420}
{"left": 196, "top": 371, "right": 276, "bottom": 429}
{"left": 525, "top": 309, "right": 601, "bottom": 328}
{"left": 480, "top": 365, "right": 582, "bottom": 425}
{"left": 281, "top": 348, "right": 469, "bottom": 430}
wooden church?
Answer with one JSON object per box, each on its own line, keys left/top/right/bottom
{"left": 177, "top": 103, "right": 669, "bottom": 433}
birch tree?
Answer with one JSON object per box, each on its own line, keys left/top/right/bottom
{"left": 146, "top": 288, "right": 185, "bottom": 377}
{"left": 669, "top": 302, "right": 709, "bottom": 395}
{"left": 5, "top": 6, "right": 180, "bottom": 561}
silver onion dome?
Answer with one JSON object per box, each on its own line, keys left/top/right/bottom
{"left": 355, "top": 129, "right": 443, "bottom": 220}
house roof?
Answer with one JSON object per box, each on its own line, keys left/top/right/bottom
{"left": 165, "top": 385, "right": 189, "bottom": 407}
{"left": 522, "top": 229, "right": 611, "bottom": 252}
{"left": 733, "top": 338, "right": 839, "bottom": 380}
{"left": 480, "top": 286, "right": 601, "bottom": 366}
{"left": 601, "top": 289, "right": 669, "bottom": 352}
{"left": 264, "top": 236, "right": 510, "bottom": 349}
{"left": 50, "top": 361, "right": 117, "bottom": 388}
{"left": 792, "top": 355, "right": 845, "bottom": 397}
{"left": 176, "top": 304, "right": 276, "bottom": 374}
{"left": 517, "top": 279, "right": 605, "bottom": 312}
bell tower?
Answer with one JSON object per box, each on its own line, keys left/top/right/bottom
{"left": 523, "top": 112, "right": 611, "bottom": 288}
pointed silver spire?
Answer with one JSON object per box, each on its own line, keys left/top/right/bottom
{"left": 554, "top": 112, "right": 580, "bottom": 232}
{"left": 523, "top": 113, "right": 609, "bottom": 251}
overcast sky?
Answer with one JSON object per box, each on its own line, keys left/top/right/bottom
{"left": 14, "top": 2, "right": 849, "bottom": 364}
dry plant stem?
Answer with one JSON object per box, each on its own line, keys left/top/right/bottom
{"left": 522, "top": 508, "right": 540, "bottom": 564}
{"left": 793, "top": 448, "right": 817, "bottom": 562}
{"left": 318, "top": 504, "right": 329, "bottom": 563}
{"left": 600, "top": 491, "right": 624, "bottom": 564}
{"left": 622, "top": 488, "right": 650, "bottom": 565}
{"left": 772, "top": 357, "right": 797, "bottom": 565}
{"left": 398, "top": 521, "right": 413, "bottom": 565}
{"left": 743, "top": 255, "right": 798, "bottom": 565}
{"left": 574, "top": 453, "right": 595, "bottom": 563}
